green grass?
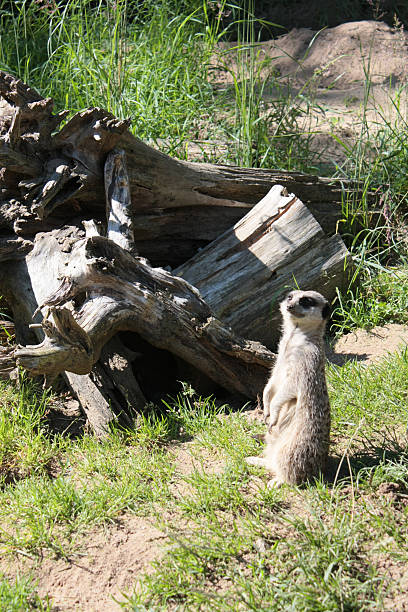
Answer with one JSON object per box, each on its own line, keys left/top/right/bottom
{"left": 0, "top": 0, "right": 324, "bottom": 168}
{"left": 332, "top": 265, "right": 408, "bottom": 335}
{"left": 0, "top": 1, "right": 217, "bottom": 147}
{"left": 0, "top": 426, "right": 174, "bottom": 558}
{"left": 119, "top": 355, "right": 408, "bottom": 611}
{"left": 0, "top": 354, "right": 407, "bottom": 609}
{"left": 118, "top": 355, "right": 408, "bottom": 611}
{"left": 0, "top": 574, "right": 50, "bottom": 611}
{"left": 0, "top": 377, "right": 66, "bottom": 486}
{"left": 328, "top": 65, "right": 408, "bottom": 333}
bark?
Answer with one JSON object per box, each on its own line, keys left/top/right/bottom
{"left": 176, "top": 185, "right": 351, "bottom": 347}
{"left": 104, "top": 148, "right": 136, "bottom": 254}
{"left": 59, "top": 147, "right": 145, "bottom": 433}
{"left": 65, "top": 337, "right": 145, "bottom": 435}
{"left": 0, "top": 346, "right": 17, "bottom": 380}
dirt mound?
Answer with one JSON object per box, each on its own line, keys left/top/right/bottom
{"left": 0, "top": 517, "right": 163, "bottom": 611}
{"left": 211, "top": 20, "right": 408, "bottom": 165}
{"left": 329, "top": 323, "right": 408, "bottom": 365}
{"left": 240, "top": 1, "right": 408, "bottom": 39}
{"left": 261, "top": 20, "right": 408, "bottom": 90}
{"left": 42, "top": 517, "right": 163, "bottom": 611}
{"left": 216, "top": 21, "right": 408, "bottom": 91}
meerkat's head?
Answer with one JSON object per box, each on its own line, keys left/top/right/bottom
{"left": 280, "top": 290, "right": 330, "bottom": 330}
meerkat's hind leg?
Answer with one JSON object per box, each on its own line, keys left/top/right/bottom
{"left": 251, "top": 432, "right": 266, "bottom": 442}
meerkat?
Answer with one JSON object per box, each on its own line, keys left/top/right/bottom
{"left": 246, "top": 289, "right": 331, "bottom": 487}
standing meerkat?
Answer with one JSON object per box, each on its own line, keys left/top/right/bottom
{"left": 246, "top": 289, "right": 331, "bottom": 487}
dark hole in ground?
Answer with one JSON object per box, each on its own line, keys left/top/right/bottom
{"left": 118, "top": 331, "right": 180, "bottom": 403}
{"left": 118, "top": 331, "right": 223, "bottom": 406}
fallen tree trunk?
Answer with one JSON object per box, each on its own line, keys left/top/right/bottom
{"left": 176, "top": 185, "right": 351, "bottom": 347}
{"left": 0, "top": 71, "right": 376, "bottom": 268}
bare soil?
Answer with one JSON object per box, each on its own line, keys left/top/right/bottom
{"left": 0, "top": 518, "right": 164, "bottom": 611}
{"left": 329, "top": 323, "right": 408, "bottom": 365}
{"left": 36, "top": 519, "right": 164, "bottom": 612}
{"left": 208, "top": 20, "right": 408, "bottom": 166}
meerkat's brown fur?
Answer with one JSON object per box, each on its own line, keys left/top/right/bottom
{"left": 246, "top": 290, "right": 331, "bottom": 487}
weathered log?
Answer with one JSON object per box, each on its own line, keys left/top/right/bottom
{"left": 62, "top": 152, "right": 145, "bottom": 433}
{"left": 0, "top": 345, "right": 17, "bottom": 380}
{"left": 176, "top": 185, "right": 351, "bottom": 347}
{"left": 104, "top": 148, "right": 135, "bottom": 253}
{"left": 0, "top": 70, "right": 360, "bottom": 432}
{"left": 0, "top": 71, "right": 376, "bottom": 269}
{"left": 64, "top": 372, "right": 116, "bottom": 437}
{"left": 0, "top": 235, "right": 33, "bottom": 262}
{"left": 65, "top": 337, "right": 145, "bottom": 436}
{"left": 0, "top": 320, "right": 14, "bottom": 342}
{"left": 13, "top": 232, "right": 274, "bottom": 399}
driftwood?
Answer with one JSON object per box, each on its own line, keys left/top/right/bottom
{"left": 176, "top": 185, "right": 351, "bottom": 347}
{"left": 13, "top": 232, "right": 273, "bottom": 390}
{"left": 0, "top": 71, "right": 357, "bottom": 433}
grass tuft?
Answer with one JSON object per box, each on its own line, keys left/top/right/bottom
{"left": 0, "top": 574, "right": 50, "bottom": 611}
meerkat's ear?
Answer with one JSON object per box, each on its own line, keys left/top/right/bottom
{"left": 322, "top": 303, "right": 331, "bottom": 320}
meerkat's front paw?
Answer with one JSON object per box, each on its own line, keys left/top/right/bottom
{"left": 263, "top": 406, "right": 270, "bottom": 423}
{"left": 266, "top": 415, "right": 278, "bottom": 430}
{"left": 245, "top": 456, "right": 267, "bottom": 468}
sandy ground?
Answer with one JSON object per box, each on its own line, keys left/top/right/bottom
{"left": 205, "top": 20, "right": 408, "bottom": 166}
{"left": 329, "top": 323, "right": 408, "bottom": 365}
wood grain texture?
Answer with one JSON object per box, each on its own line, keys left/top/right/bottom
{"left": 176, "top": 185, "right": 351, "bottom": 347}
{"left": 104, "top": 148, "right": 136, "bottom": 253}
{"left": 13, "top": 230, "right": 274, "bottom": 400}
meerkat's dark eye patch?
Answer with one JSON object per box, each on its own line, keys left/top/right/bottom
{"left": 322, "top": 303, "right": 330, "bottom": 319}
{"left": 299, "top": 296, "right": 317, "bottom": 309}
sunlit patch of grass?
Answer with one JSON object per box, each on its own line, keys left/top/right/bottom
{"left": 332, "top": 265, "right": 408, "bottom": 335}
{"left": 0, "top": 354, "right": 407, "bottom": 608}
{"left": 0, "top": 377, "right": 66, "bottom": 485}
{"left": 0, "top": 1, "right": 220, "bottom": 151}
{"left": 328, "top": 348, "right": 408, "bottom": 440}
{"left": 0, "top": 0, "right": 323, "bottom": 170}
{"left": 0, "top": 574, "right": 51, "bottom": 611}
{"left": 0, "top": 430, "right": 174, "bottom": 558}
{"left": 120, "top": 354, "right": 407, "bottom": 610}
